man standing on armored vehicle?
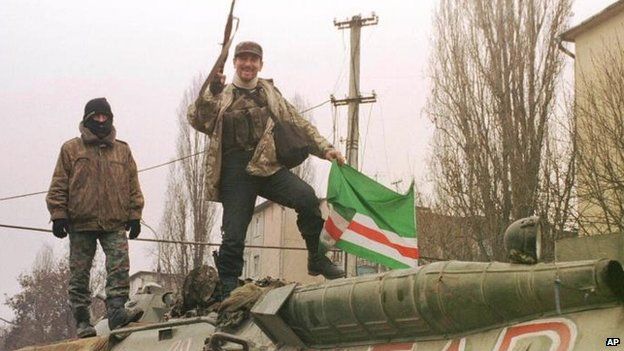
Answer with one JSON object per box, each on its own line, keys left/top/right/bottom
{"left": 46, "top": 98, "right": 144, "bottom": 337}
{"left": 188, "top": 41, "right": 346, "bottom": 299}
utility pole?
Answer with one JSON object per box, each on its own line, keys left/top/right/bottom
{"left": 331, "top": 13, "right": 378, "bottom": 278}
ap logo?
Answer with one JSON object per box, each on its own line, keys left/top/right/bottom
{"left": 606, "top": 337, "right": 620, "bottom": 346}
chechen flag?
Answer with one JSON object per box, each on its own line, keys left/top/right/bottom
{"left": 320, "top": 162, "right": 418, "bottom": 269}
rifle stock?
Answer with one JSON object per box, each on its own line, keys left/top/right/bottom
{"left": 196, "top": 0, "right": 238, "bottom": 106}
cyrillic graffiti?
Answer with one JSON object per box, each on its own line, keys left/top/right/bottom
{"left": 366, "top": 317, "right": 577, "bottom": 351}
{"left": 492, "top": 318, "right": 577, "bottom": 351}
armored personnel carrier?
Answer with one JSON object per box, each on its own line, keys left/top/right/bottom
{"left": 15, "top": 218, "right": 624, "bottom": 351}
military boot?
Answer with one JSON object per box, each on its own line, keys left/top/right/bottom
{"left": 305, "top": 235, "right": 345, "bottom": 279}
{"left": 308, "top": 253, "right": 346, "bottom": 279}
{"left": 106, "top": 297, "right": 144, "bottom": 330}
{"left": 73, "top": 306, "right": 96, "bottom": 338}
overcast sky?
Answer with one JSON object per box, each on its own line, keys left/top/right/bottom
{"left": 0, "top": 0, "right": 616, "bottom": 323}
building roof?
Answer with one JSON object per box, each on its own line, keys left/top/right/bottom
{"left": 561, "top": 0, "right": 624, "bottom": 42}
{"left": 253, "top": 200, "right": 273, "bottom": 213}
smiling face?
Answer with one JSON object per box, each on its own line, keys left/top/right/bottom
{"left": 233, "top": 53, "right": 263, "bottom": 82}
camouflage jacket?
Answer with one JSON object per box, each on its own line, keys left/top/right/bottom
{"left": 46, "top": 123, "right": 144, "bottom": 232}
{"left": 188, "top": 78, "right": 333, "bottom": 202}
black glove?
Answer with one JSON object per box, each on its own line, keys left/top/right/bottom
{"left": 125, "top": 219, "right": 141, "bottom": 239}
{"left": 209, "top": 73, "right": 226, "bottom": 95}
{"left": 52, "top": 219, "right": 69, "bottom": 239}
{"left": 209, "top": 80, "right": 225, "bottom": 95}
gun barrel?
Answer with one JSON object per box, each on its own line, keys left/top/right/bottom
{"left": 281, "top": 259, "right": 624, "bottom": 347}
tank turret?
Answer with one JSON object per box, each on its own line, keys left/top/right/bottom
{"left": 253, "top": 258, "right": 624, "bottom": 348}
{"left": 14, "top": 218, "right": 624, "bottom": 351}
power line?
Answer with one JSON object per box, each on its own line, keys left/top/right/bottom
{"left": 298, "top": 99, "right": 330, "bottom": 115}
{"left": 0, "top": 224, "right": 51, "bottom": 233}
{"left": 0, "top": 153, "right": 205, "bottom": 201}
{"left": 0, "top": 223, "right": 309, "bottom": 251}
{"left": 360, "top": 102, "right": 375, "bottom": 170}
{"left": 330, "top": 29, "right": 349, "bottom": 95}
{"left": 378, "top": 102, "right": 391, "bottom": 176}
{"left": 0, "top": 101, "right": 331, "bottom": 203}
{"left": 0, "top": 223, "right": 442, "bottom": 260}
{"left": 137, "top": 151, "right": 204, "bottom": 173}
{"left": 0, "top": 153, "right": 200, "bottom": 202}
{"left": 0, "top": 190, "right": 48, "bottom": 202}
{"left": 136, "top": 237, "right": 311, "bottom": 251}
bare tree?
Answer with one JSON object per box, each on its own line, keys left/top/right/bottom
{"left": 157, "top": 168, "right": 190, "bottom": 291}
{"left": 426, "top": 0, "right": 573, "bottom": 261}
{"left": 0, "top": 246, "right": 110, "bottom": 350}
{"left": 574, "top": 41, "right": 624, "bottom": 235}
{"left": 417, "top": 207, "right": 482, "bottom": 263}
{"left": 1, "top": 247, "right": 73, "bottom": 349}
{"left": 157, "top": 76, "right": 218, "bottom": 290}
{"left": 535, "top": 95, "right": 577, "bottom": 258}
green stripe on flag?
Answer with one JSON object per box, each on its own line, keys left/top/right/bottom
{"left": 327, "top": 163, "right": 416, "bottom": 238}
{"left": 336, "top": 240, "right": 412, "bottom": 269}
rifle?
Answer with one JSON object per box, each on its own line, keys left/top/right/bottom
{"left": 195, "top": 0, "right": 238, "bottom": 108}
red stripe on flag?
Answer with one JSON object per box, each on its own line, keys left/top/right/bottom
{"left": 348, "top": 221, "right": 419, "bottom": 259}
{"left": 324, "top": 216, "right": 344, "bottom": 240}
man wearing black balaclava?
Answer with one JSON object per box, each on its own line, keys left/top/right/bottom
{"left": 82, "top": 97, "right": 114, "bottom": 138}
{"left": 46, "top": 97, "right": 145, "bottom": 337}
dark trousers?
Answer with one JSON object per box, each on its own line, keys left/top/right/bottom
{"left": 68, "top": 230, "right": 130, "bottom": 309}
{"left": 218, "top": 151, "right": 323, "bottom": 278}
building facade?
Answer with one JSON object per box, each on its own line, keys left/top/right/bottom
{"left": 241, "top": 200, "right": 334, "bottom": 284}
{"left": 561, "top": 1, "right": 624, "bottom": 235}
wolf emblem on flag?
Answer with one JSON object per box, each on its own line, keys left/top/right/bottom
{"left": 320, "top": 162, "right": 418, "bottom": 269}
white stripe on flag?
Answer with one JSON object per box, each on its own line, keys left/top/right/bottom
{"left": 352, "top": 213, "right": 418, "bottom": 247}
{"left": 320, "top": 228, "right": 337, "bottom": 248}
{"left": 320, "top": 210, "right": 351, "bottom": 248}
{"left": 330, "top": 209, "right": 350, "bottom": 232}
{"left": 341, "top": 229, "right": 418, "bottom": 268}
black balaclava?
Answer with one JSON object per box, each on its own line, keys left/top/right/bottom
{"left": 83, "top": 97, "right": 114, "bottom": 138}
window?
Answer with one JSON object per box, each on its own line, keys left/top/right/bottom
{"left": 254, "top": 216, "right": 264, "bottom": 239}
{"left": 253, "top": 254, "right": 260, "bottom": 277}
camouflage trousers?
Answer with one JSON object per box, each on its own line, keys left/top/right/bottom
{"left": 68, "top": 230, "right": 130, "bottom": 309}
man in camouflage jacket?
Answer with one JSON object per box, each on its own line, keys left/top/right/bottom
{"left": 188, "top": 41, "right": 346, "bottom": 298}
{"left": 46, "top": 97, "right": 144, "bottom": 337}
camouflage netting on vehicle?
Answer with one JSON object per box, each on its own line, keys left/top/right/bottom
{"left": 169, "top": 265, "right": 221, "bottom": 317}
{"left": 216, "top": 277, "right": 286, "bottom": 330}
{"left": 14, "top": 336, "right": 108, "bottom": 351}
{"left": 167, "top": 265, "right": 286, "bottom": 331}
